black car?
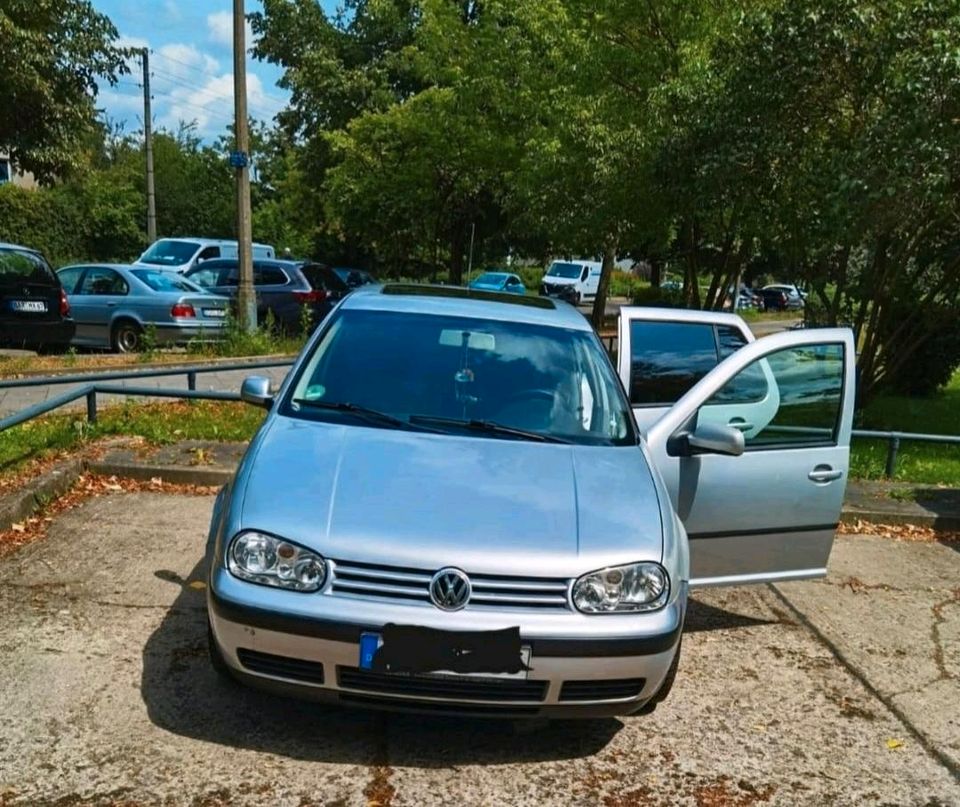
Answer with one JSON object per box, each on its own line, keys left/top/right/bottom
{"left": 184, "top": 259, "right": 350, "bottom": 333}
{"left": 0, "top": 243, "right": 74, "bottom": 352}
{"left": 332, "top": 267, "right": 377, "bottom": 288}
{"left": 757, "top": 287, "right": 790, "bottom": 311}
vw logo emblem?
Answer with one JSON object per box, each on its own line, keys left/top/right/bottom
{"left": 429, "top": 567, "right": 471, "bottom": 611}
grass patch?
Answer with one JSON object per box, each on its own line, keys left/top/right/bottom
{"left": 0, "top": 400, "right": 265, "bottom": 480}
{"left": 851, "top": 371, "right": 960, "bottom": 485}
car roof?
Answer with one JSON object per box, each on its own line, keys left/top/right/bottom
{"left": 59, "top": 263, "right": 136, "bottom": 271}
{"left": 0, "top": 242, "right": 42, "bottom": 255}
{"left": 341, "top": 283, "right": 591, "bottom": 331}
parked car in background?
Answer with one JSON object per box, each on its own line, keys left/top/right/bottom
{"left": 135, "top": 238, "right": 276, "bottom": 275}
{"left": 184, "top": 258, "right": 350, "bottom": 333}
{"left": 0, "top": 243, "right": 74, "bottom": 353}
{"left": 332, "top": 267, "right": 377, "bottom": 288}
{"left": 207, "top": 285, "right": 854, "bottom": 717}
{"left": 56, "top": 264, "right": 229, "bottom": 353}
{"left": 469, "top": 271, "right": 526, "bottom": 295}
{"left": 761, "top": 284, "right": 805, "bottom": 311}
{"left": 540, "top": 259, "right": 602, "bottom": 304}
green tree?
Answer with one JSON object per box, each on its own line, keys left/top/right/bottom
{"left": 0, "top": 0, "right": 127, "bottom": 180}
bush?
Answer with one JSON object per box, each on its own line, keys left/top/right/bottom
{"left": 881, "top": 314, "right": 960, "bottom": 397}
{"left": 630, "top": 285, "right": 685, "bottom": 307}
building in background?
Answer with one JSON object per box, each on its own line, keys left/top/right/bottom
{"left": 0, "top": 154, "right": 37, "bottom": 190}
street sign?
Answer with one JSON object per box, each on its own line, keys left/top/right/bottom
{"left": 229, "top": 151, "right": 249, "bottom": 169}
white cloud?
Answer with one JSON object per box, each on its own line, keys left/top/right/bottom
{"left": 207, "top": 10, "right": 255, "bottom": 48}
{"left": 164, "top": 0, "right": 182, "bottom": 22}
{"left": 160, "top": 70, "right": 285, "bottom": 138}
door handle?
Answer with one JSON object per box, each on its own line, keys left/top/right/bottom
{"left": 106, "top": 302, "right": 118, "bottom": 307}
{"left": 808, "top": 466, "right": 843, "bottom": 483}
{"left": 728, "top": 418, "right": 754, "bottom": 432}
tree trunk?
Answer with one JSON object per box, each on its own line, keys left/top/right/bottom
{"left": 591, "top": 237, "right": 618, "bottom": 331}
{"left": 448, "top": 224, "right": 466, "bottom": 285}
{"left": 650, "top": 258, "right": 662, "bottom": 288}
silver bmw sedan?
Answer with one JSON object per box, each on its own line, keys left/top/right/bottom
{"left": 206, "top": 283, "right": 854, "bottom": 717}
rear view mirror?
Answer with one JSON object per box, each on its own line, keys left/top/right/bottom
{"left": 439, "top": 329, "right": 496, "bottom": 351}
{"left": 240, "top": 375, "right": 274, "bottom": 409}
{"left": 668, "top": 422, "right": 745, "bottom": 458}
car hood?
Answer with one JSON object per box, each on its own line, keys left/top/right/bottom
{"left": 543, "top": 276, "right": 577, "bottom": 285}
{"left": 238, "top": 417, "right": 664, "bottom": 577}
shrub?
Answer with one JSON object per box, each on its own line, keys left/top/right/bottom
{"left": 630, "top": 285, "right": 686, "bottom": 307}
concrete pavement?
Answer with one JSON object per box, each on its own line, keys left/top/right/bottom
{"left": 0, "top": 492, "right": 957, "bottom": 805}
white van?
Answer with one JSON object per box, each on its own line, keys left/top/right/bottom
{"left": 539, "top": 258, "right": 602, "bottom": 304}
{"left": 134, "top": 238, "right": 276, "bottom": 274}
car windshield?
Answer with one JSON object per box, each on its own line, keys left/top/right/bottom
{"left": 131, "top": 268, "right": 202, "bottom": 293}
{"left": 139, "top": 240, "right": 200, "bottom": 266}
{"left": 547, "top": 262, "right": 582, "bottom": 279}
{"left": 285, "top": 308, "right": 635, "bottom": 446}
{"left": 473, "top": 273, "right": 506, "bottom": 285}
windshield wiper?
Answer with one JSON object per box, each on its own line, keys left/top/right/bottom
{"left": 408, "top": 414, "right": 570, "bottom": 444}
{"left": 292, "top": 399, "right": 438, "bottom": 433}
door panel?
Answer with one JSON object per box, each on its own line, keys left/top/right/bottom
{"left": 645, "top": 329, "right": 855, "bottom": 587}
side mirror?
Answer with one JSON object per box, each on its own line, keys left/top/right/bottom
{"left": 668, "top": 422, "right": 745, "bottom": 458}
{"left": 240, "top": 375, "right": 274, "bottom": 409}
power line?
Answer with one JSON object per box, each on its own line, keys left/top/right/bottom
{"left": 150, "top": 64, "right": 288, "bottom": 108}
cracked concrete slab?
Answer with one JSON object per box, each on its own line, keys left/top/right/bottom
{"left": 0, "top": 494, "right": 958, "bottom": 805}
{"left": 774, "top": 534, "right": 960, "bottom": 777}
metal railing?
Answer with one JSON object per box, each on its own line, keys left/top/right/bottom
{"left": 0, "top": 358, "right": 294, "bottom": 433}
{"left": 0, "top": 358, "right": 957, "bottom": 479}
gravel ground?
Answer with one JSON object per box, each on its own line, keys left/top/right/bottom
{"left": 0, "top": 492, "right": 957, "bottom": 806}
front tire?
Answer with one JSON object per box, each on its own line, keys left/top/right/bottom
{"left": 111, "top": 321, "right": 142, "bottom": 353}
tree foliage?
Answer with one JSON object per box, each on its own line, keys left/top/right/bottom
{"left": 0, "top": 0, "right": 128, "bottom": 180}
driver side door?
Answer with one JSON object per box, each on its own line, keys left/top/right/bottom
{"left": 645, "top": 328, "right": 855, "bottom": 587}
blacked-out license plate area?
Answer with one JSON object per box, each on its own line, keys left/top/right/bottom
{"left": 361, "top": 624, "right": 531, "bottom": 678}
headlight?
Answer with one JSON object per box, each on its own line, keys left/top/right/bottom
{"left": 572, "top": 562, "right": 669, "bottom": 613}
{"left": 227, "top": 531, "right": 326, "bottom": 592}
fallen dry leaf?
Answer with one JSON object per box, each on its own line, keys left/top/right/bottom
{"left": 839, "top": 519, "right": 959, "bottom": 544}
{"left": 886, "top": 738, "right": 904, "bottom": 750}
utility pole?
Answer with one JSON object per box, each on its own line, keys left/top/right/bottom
{"left": 232, "top": 0, "right": 256, "bottom": 333}
{"left": 141, "top": 48, "right": 157, "bottom": 243}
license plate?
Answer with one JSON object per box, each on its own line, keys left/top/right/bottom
{"left": 202, "top": 308, "right": 226, "bottom": 318}
{"left": 359, "top": 628, "right": 532, "bottom": 680}
{"left": 12, "top": 300, "right": 47, "bottom": 313}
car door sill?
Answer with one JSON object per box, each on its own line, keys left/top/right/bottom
{"left": 689, "top": 567, "right": 827, "bottom": 589}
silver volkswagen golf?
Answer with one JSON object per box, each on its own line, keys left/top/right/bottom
{"left": 206, "top": 284, "right": 855, "bottom": 717}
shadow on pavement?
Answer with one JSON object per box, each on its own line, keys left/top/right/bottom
{"left": 141, "top": 559, "right": 621, "bottom": 765}
{"left": 912, "top": 488, "right": 960, "bottom": 552}
{"left": 683, "top": 595, "right": 780, "bottom": 633}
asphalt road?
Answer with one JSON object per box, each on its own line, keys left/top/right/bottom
{"left": 0, "top": 492, "right": 957, "bottom": 805}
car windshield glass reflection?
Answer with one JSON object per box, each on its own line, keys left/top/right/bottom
{"left": 131, "top": 269, "right": 199, "bottom": 293}
{"left": 547, "top": 262, "right": 582, "bottom": 279}
{"left": 139, "top": 240, "right": 200, "bottom": 265}
{"left": 286, "top": 309, "right": 635, "bottom": 446}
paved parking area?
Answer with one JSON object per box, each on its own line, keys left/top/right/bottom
{"left": 0, "top": 493, "right": 957, "bottom": 806}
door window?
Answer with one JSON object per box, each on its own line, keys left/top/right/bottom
{"left": 185, "top": 267, "right": 221, "bottom": 288}
{"left": 78, "top": 267, "right": 128, "bottom": 295}
{"left": 254, "top": 265, "right": 289, "bottom": 286}
{"left": 702, "top": 344, "right": 844, "bottom": 448}
{"left": 57, "top": 266, "right": 83, "bottom": 294}
{"left": 580, "top": 266, "right": 589, "bottom": 281}
{"left": 197, "top": 246, "right": 220, "bottom": 261}
{"left": 629, "top": 321, "right": 720, "bottom": 405}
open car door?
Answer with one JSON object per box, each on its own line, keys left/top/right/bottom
{"left": 644, "top": 328, "right": 856, "bottom": 588}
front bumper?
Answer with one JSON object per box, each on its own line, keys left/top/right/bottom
{"left": 208, "top": 574, "right": 686, "bottom": 718}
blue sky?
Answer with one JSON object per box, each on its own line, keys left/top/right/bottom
{"left": 95, "top": 0, "right": 335, "bottom": 141}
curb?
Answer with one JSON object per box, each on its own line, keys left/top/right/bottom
{"left": 840, "top": 508, "right": 960, "bottom": 532}
{"left": 84, "top": 459, "right": 233, "bottom": 487}
{"left": 0, "top": 459, "right": 83, "bottom": 530}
